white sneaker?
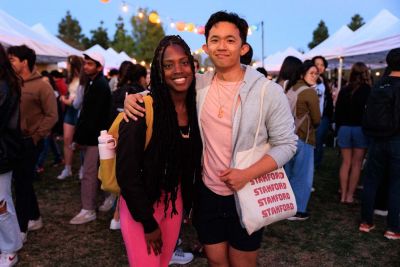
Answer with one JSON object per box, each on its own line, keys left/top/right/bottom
{"left": 20, "top": 232, "right": 27, "bottom": 244}
{"left": 169, "top": 248, "right": 194, "bottom": 265}
{"left": 69, "top": 209, "right": 96, "bottom": 225}
{"left": 374, "top": 209, "right": 388, "bottom": 216}
{"left": 57, "top": 168, "right": 72, "bottom": 180}
{"left": 28, "top": 217, "right": 43, "bottom": 231}
{"left": 79, "top": 166, "right": 84, "bottom": 180}
{"left": 99, "top": 195, "right": 116, "bottom": 212}
{"left": 0, "top": 252, "right": 18, "bottom": 267}
{"left": 109, "top": 218, "right": 120, "bottom": 230}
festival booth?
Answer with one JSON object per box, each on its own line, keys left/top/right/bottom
{"left": 263, "top": 47, "right": 304, "bottom": 72}
{"left": 303, "top": 9, "right": 400, "bottom": 90}
{"left": 0, "top": 9, "right": 71, "bottom": 63}
{"left": 31, "top": 23, "right": 82, "bottom": 56}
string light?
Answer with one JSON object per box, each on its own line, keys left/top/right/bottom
{"left": 110, "top": 2, "right": 261, "bottom": 36}
{"left": 121, "top": 2, "right": 129, "bottom": 13}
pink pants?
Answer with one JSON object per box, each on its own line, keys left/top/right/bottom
{"left": 120, "top": 190, "right": 182, "bottom": 267}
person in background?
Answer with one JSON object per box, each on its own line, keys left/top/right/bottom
{"left": 8, "top": 44, "right": 57, "bottom": 242}
{"left": 312, "top": 56, "right": 334, "bottom": 170}
{"left": 359, "top": 49, "right": 400, "bottom": 239}
{"left": 35, "top": 72, "right": 63, "bottom": 174}
{"left": 57, "top": 55, "right": 83, "bottom": 180}
{"left": 111, "top": 63, "right": 147, "bottom": 119}
{"left": 285, "top": 60, "right": 321, "bottom": 221}
{"left": 70, "top": 52, "right": 112, "bottom": 224}
{"left": 117, "top": 35, "right": 202, "bottom": 267}
{"left": 335, "top": 62, "right": 371, "bottom": 204}
{"left": 193, "top": 58, "right": 200, "bottom": 73}
{"left": 256, "top": 67, "right": 268, "bottom": 78}
{"left": 50, "top": 70, "right": 68, "bottom": 97}
{"left": 108, "top": 68, "right": 119, "bottom": 92}
{"left": 275, "top": 56, "right": 303, "bottom": 89}
{"left": 0, "top": 42, "right": 23, "bottom": 267}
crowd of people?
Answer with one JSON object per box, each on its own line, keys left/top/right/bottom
{"left": 0, "top": 10, "right": 399, "bottom": 267}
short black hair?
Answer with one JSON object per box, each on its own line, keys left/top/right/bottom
{"left": 7, "top": 45, "right": 36, "bottom": 72}
{"left": 256, "top": 67, "right": 268, "bottom": 77}
{"left": 240, "top": 43, "right": 253, "bottom": 65}
{"left": 205, "top": 11, "right": 248, "bottom": 45}
{"left": 50, "top": 70, "right": 64, "bottom": 78}
{"left": 312, "top": 55, "right": 328, "bottom": 68}
{"left": 386, "top": 48, "right": 400, "bottom": 71}
{"left": 109, "top": 68, "right": 119, "bottom": 76}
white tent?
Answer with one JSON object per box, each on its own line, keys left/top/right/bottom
{"left": 263, "top": 47, "right": 304, "bottom": 72}
{"left": 31, "top": 23, "right": 82, "bottom": 56}
{"left": 119, "top": 51, "right": 133, "bottom": 62}
{"left": 85, "top": 44, "right": 120, "bottom": 70}
{"left": 0, "top": 9, "right": 68, "bottom": 62}
{"left": 304, "top": 26, "right": 354, "bottom": 59}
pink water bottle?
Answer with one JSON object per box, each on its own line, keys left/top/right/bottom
{"left": 98, "top": 130, "right": 116, "bottom": 160}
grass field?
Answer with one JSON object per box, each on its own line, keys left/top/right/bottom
{"left": 17, "top": 147, "right": 400, "bottom": 266}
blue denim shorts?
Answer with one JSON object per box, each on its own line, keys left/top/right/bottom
{"left": 338, "top": 126, "right": 369, "bottom": 148}
{"left": 64, "top": 106, "right": 79, "bottom": 126}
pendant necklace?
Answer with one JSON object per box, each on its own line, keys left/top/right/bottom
{"left": 179, "top": 126, "right": 190, "bottom": 139}
{"left": 215, "top": 73, "right": 244, "bottom": 118}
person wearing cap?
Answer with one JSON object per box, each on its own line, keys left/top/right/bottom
{"left": 70, "top": 52, "right": 112, "bottom": 224}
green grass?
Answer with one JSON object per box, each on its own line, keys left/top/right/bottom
{"left": 18, "top": 147, "right": 400, "bottom": 266}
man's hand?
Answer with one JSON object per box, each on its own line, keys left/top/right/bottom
{"left": 123, "top": 94, "right": 146, "bottom": 122}
{"left": 145, "top": 227, "right": 163, "bottom": 255}
{"left": 219, "top": 168, "right": 251, "bottom": 191}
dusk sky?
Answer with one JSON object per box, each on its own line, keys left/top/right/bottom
{"left": 1, "top": 0, "right": 399, "bottom": 61}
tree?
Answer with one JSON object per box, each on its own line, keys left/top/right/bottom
{"left": 348, "top": 14, "right": 365, "bottom": 31}
{"left": 57, "top": 11, "right": 86, "bottom": 49}
{"left": 88, "top": 21, "right": 110, "bottom": 49}
{"left": 111, "top": 16, "right": 135, "bottom": 56}
{"left": 131, "top": 9, "right": 165, "bottom": 63}
{"left": 308, "top": 20, "right": 329, "bottom": 49}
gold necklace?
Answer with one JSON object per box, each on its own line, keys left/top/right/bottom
{"left": 179, "top": 126, "right": 190, "bottom": 139}
{"left": 215, "top": 73, "right": 243, "bottom": 118}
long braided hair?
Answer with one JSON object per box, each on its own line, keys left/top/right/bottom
{"left": 143, "top": 35, "right": 202, "bottom": 216}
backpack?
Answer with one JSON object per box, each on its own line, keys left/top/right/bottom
{"left": 98, "top": 95, "right": 153, "bottom": 194}
{"left": 286, "top": 85, "right": 311, "bottom": 142}
{"left": 362, "top": 77, "right": 400, "bottom": 137}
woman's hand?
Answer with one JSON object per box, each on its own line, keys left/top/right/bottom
{"left": 145, "top": 227, "right": 163, "bottom": 255}
{"left": 60, "top": 95, "right": 73, "bottom": 105}
{"left": 123, "top": 94, "right": 146, "bottom": 122}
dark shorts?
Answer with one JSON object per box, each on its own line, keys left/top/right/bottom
{"left": 64, "top": 106, "right": 79, "bottom": 126}
{"left": 338, "top": 126, "right": 369, "bottom": 148}
{"left": 193, "top": 180, "right": 264, "bottom": 252}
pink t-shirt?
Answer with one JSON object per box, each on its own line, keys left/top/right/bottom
{"left": 200, "top": 77, "right": 241, "bottom": 196}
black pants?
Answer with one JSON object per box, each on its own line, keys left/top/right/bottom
{"left": 12, "top": 138, "right": 42, "bottom": 233}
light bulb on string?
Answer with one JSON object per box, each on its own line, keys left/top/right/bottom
{"left": 137, "top": 9, "right": 144, "bottom": 19}
{"left": 121, "top": 2, "right": 129, "bottom": 13}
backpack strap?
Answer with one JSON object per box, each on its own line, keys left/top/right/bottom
{"left": 143, "top": 95, "right": 153, "bottom": 148}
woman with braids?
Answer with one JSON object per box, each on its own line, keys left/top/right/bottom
{"left": 116, "top": 35, "right": 202, "bottom": 267}
{"left": 0, "top": 43, "right": 23, "bottom": 266}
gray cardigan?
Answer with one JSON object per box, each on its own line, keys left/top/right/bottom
{"left": 196, "top": 66, "right": 297, "bottom": 169}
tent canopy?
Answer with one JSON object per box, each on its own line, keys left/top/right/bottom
{"left": 0, "top": 9, "right": 69, "bottom": 62}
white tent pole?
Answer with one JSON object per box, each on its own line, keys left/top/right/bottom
{"left": 338, "top": 57, "right": 344, "bottom": 92}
